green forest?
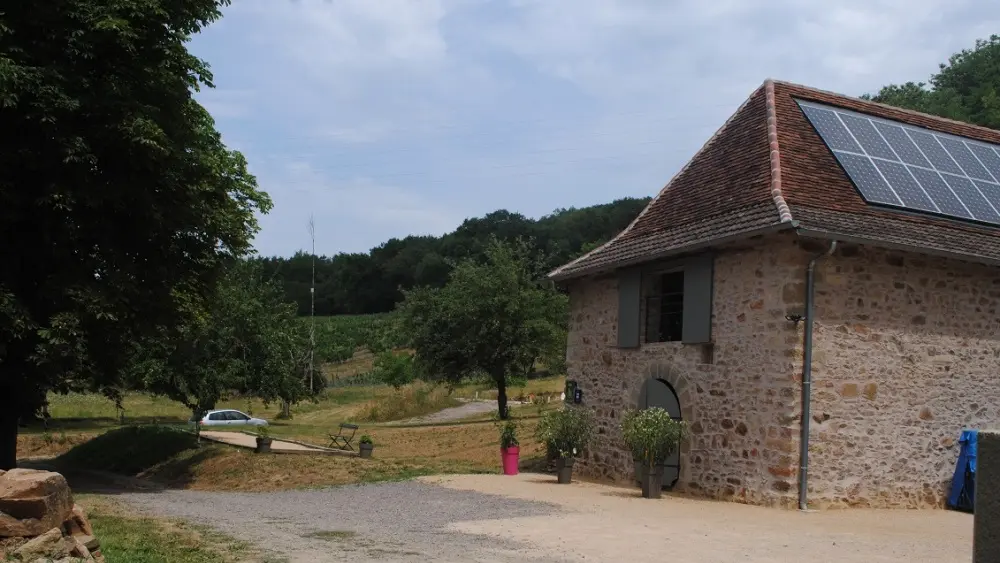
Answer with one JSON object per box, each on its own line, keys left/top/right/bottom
{"left": 255, "top": 198, "right": 650, "bottom": 315}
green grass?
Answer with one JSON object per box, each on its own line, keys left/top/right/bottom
{"left": 84, "top": 496, "right": 281, "bottom": 563}
{"left": 56, "top": 425, "right": 197, "bottom": 475}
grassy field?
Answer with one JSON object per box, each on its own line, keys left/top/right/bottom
{"left": 20, "top": 374, "right": 565, "bottom": 492}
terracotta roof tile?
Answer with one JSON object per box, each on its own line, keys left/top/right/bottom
{"left": 551, "top": 83, "right": 787, "bottom": 279}
{"left": 550, "top": 79, "right": 1000, "bottom": 281}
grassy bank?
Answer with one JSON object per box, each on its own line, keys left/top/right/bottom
{"left": 81, "top": 495, "right": 280, "bottom": 563}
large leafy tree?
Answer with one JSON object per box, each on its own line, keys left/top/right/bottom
{"left": 398, "top": 239, "right": 568, "bottom": 419}
{"left": 125, "top": 262, "right": 310, "bottom": 422}
{"left": 0, "top": 1, "right": 269, "bottom": 468}
{"left": 866, "top": 35, "right": 1000, "bottom": 129}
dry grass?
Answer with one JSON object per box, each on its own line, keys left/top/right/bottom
{"left": 18, "top": 430, "right": 99, "bottom": 458}
{"left": 32, "top": 373, "right": 564, "bottom": 492}
{"left": 321, "top": 350, "right": 375, "bottom": 382}
{"left": 451, "top": 377, "right": 565, "bottom": 403}
{"left": 353, "top": 382, "right": 460, "bottom": 422}
{"left": 137, "top": 444, "right": 492, "bottom": 491}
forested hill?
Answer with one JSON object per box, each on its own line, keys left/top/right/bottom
{"left": 256, "top": 197, "right": 650, "bottom": 316}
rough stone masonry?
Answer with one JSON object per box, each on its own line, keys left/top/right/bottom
{"left": 566, "top": 232, "right": 1000, "bottom": 508}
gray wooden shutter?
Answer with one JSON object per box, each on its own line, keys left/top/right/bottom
{"left": 682, "top": 254, "right": 714, "bottom": 343}
{"left": 617, "top": 268, "right": 642, "bottom": 348}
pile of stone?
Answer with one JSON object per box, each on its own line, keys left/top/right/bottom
{"left": 0, "top": 469, "right": 104, "bottom": 563}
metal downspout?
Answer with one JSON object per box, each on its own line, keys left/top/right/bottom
{"left": 799, "top": 240, "right": 837, "bottom": 511}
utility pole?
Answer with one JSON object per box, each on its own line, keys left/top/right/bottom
{"left": 309, "top": 215, "right": 316, "bottom": 393}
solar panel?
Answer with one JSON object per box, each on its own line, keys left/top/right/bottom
{"left": 798, "top": 99, "right": 1000, "bottom": 226}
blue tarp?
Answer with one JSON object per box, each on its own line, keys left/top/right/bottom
{"left": 947, "top": 429, "right": 977, "bottom": 512}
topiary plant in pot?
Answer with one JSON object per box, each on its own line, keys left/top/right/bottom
{"left": 358, "top": 435, "right": 375, "bottom": 458}
{"left": 535, "top": 407, "right": 594, "bottom": 484}
{"left": 254, "top": 425, "right": 272, "bottom": 454}
{"left": 621, "top": 407, "right": 687, "bottom": 499}
{"left": 497, "top": 416, "right": 520, "bottom": 476}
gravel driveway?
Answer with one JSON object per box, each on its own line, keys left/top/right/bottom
{"left": 116, "top": 480, "right": 561, "bottom": 562}
{"left": 115, "top": 474, "right": 974, "bottom": 563}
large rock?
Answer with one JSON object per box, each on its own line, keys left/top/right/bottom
{"left": 62, "top": 505, "right": 94, "bottom": 538}
{"left": 11, "top": 527, "right": 71, "bottom": 561}
{"left": 0, "top": 469, "right": 74, "bottom": 537}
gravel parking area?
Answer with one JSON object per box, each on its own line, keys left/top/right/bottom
{"left": 116, "top": 474, "right": 974, "bottom": 563}
{"left": 116, "top": 480, "right": 561, "bottom": 562}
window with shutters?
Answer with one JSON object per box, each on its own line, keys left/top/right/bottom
{"left": 645, "top": 271, "right": 684, "bottom": 342}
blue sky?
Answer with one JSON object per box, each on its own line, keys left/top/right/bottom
{"left": 188, "top": 0, "right": 999, "bottom": 258}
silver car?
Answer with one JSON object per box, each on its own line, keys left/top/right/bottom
{"left": 193, "top": 409, "right": 268, "bottom": 427}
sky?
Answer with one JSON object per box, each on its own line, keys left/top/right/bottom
{"left": 188, "top": 0, "right": 1000, "bottom": 258}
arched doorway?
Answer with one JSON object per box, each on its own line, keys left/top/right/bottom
{"left": 636, "top": 378, "right": 683, "bottom": 489}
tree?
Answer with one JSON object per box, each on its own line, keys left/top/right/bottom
{"left": 256, "top": 197, "right": 650, "bottom": 316}
{"left": 0, "top": 1, "right": 269, "bottom": 468}
{"left": 398, "top": 239, "right": 568, "bottom": 419}
{"left": 866, "top": 35, "right": 1000, "bottom": 129}
{"left": 125, "top": 262, "right": 310, "bottom": 422}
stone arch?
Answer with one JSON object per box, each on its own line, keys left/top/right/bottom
{"left": 628, "top": 361, "right": 694, "bottom": 422}
{"left": 623, "top": 360, "right": 695, "bottom": 489}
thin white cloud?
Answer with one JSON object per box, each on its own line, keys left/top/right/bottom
{"left": 193, "top": 0, "right": 1000, "bottom": 256}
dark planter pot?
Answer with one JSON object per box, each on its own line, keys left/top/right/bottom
{"left": 556, "top": 456, "right": 575, "bottom": 484}
{"left": 255, "top": 437, "right": 272, "bottom": 454}
{"left": 640, "top": 466, "right": 664, "bottom": 499}
{"left": 359, "top": 443, "right": 374, "bottom": 458}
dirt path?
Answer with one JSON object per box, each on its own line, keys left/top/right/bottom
{"left": 113, "top": 473, "right": 973, "bottom": 563}
{"left": 198, "top": 430, "right": 345, "bottom": 454}
{"left": 400, "top": 400, "right": 498, "bottom": 424}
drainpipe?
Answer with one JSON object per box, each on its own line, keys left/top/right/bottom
{"left": 799, "top": 239, "right": 837, "bottom": 511}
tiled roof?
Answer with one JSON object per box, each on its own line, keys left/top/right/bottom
{"left": 549, "top": 79, "right": 1000, "bottom": 281}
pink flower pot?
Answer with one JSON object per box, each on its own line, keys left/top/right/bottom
{"left": 501, "top": 446, "right": 520, "bottom": 475}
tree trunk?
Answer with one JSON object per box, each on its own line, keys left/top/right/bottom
{"left": 0, "top": 359, "right": 33, "bottom": 471}
{"left": 497, "top": 377, "right": 508, "bottom": 420}
{"left": 0, "top": 404, "right": 17, "bottom": 470}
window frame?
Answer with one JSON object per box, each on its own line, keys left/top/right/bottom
{"left": 642, "top": 266, "right": 685, "bottom": 344}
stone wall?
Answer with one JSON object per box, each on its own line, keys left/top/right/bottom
{"left": 566, "top": 234, "right": 1000, "bottom": 509}
{"left": 807, "top": 244, "right": 1000, "bottom": 508}
{"left": 566, "top": 234, "right": 806, "bottom": 507}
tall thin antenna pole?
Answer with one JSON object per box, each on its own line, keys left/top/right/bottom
{"left": 309, "top": 215, "right": 316, "bottom": 393}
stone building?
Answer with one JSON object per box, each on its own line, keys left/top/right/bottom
{"left": 549, "top": 79, "right": 1000, "bottom": 509}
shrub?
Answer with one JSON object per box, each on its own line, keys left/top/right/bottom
{"left": 620, "top": 407, "right": 687, "bottom": 468}
{"left": 498, "top": 418, "right": 519, "bottom": 449}
{"left": 535, "top": 407, "right": 594, "bottom": 458}
{"left": 56, "top": 426, "right": 196, "bottom": 475}
{"left": 255, "top": 425, "right": 271, "bottom": 439}
{"left": 359, "top": 434, "right": 374, "bottom": 446}
{"left": 372, "top": 350, "right": 416, "bottom": 389}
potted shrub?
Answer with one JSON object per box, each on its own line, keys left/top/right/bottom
{"left": 358, "top": 435, "right": 375, "bottom": 458}
{"left": 621, "top": 407, "right": 687, "bottom": 499}
{"left": 498, "top": 417, "right": 519, "bottom": 476}
{"left": 254, "top": 425, "right": 272, "bottom": 454}
{"left": 535, "top": 407, "right": 594, "bottom": 484}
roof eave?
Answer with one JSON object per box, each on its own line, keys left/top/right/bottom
{"left": 549, "top": 220, "right": 799, "bottom": 283}
{"left": 794, "top": 227, "right": 1000, "bottom": 268}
